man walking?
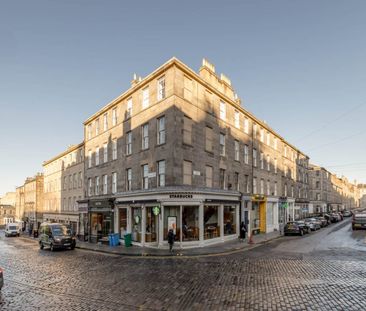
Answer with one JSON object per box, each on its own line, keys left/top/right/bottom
{"left": 167, "top": 229, "right": 175, "bottom": 253}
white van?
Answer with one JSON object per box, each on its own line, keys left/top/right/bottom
{"left": 5, "top": 223, "right": 20, "bottom": 237}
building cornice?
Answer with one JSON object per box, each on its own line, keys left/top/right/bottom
{"left": 43, "top": 142, "right": 84, "bottom": 166}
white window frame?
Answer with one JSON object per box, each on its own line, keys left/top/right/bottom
{"left": 234, "top": 140, "right": 239, "bottom": 161}
{"left": 267, "top": 155, "right": 270, "bottom": 171}
{"left": 103, "top": 143, "right": 108, "bottom": 163}
{"left": 142, "top": 87, "right": 149, "bottom": 109}
{"left": 112, "top": 172, "right": 117, "bottom": 194}
{"left": 95, "top": 118, "right": 99, "bottom": 136}
{"left": 103, "top": 113, "right": 108, "bottom": 131}
{"left": 234, "top": 111, "right": 240, "bottom": 128}
{"left": 95, "top": 176, "right": 100, "bottom": 195}
{"left": 253, "top": 177, "right": 257, "bottom": 194}
{"left": 157, "top": 116, "right": 166, "bottom": 145}
{"left": 126, "top": 168, "right": 132, "bottom": 191}
{"left": 88, "top": 150, "right": 92, "bottom": 168}
{"left": 103, "top": 175, "right": 108, "bottom": 195}
{"left": 112, "top": 108, "right": 117, "bottom": 126}
{"left": 260, "top": 179, "right": 264, "bottom": 194}
{"left": 260, "top": 152, "right": 264, "bottom": 170}
{"left": 219, "top": 101, "right": 226, "bottom": 120}
{"left": 244, "top": 117, "right": 249, "bottom": 134}
{"left": 142, "top": 164, "right": 149, "bottom": 189}
{"left": 157, "top": 76, "right": 165, "bottom": 101}
{"left": 126, "top": 131, "right": 132, "bottom": 155}
{"left": 141, "top": 123, "right": 149, "bottom": 150}
{"left": 157, "top": 160, "right": 165, "bottom": 187}
{"left": 244, "top": 145, "right": 249, "bottom": 164}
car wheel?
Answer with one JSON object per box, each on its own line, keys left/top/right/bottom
{"left": 50, "top": 243, "right": 54, "bottom": 252}
{"left": 40, "top": 242, "right": 44, "bottom": 250}
{"left": 70, "top": 245, "right": 75, "bottom": 250}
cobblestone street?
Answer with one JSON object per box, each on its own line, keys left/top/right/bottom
{"left": 1, "top": 219, "right": 366, "bottom": 311}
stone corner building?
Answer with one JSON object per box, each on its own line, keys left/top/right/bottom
{"left": 81, "top": 57, "right": 311, "bottom": 248}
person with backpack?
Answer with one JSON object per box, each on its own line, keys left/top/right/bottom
{"left": 167, "top": 228, "right": 175, "bottom": 253}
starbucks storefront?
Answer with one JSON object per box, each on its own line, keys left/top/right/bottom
{"left": 115, "top": 189, "right": 240, "bottom": 248}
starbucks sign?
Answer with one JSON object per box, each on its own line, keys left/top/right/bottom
{"left": 152, "top": 206, "right": 160, "bottom": 216}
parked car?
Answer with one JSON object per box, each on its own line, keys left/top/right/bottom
{"left": 352, "top": 213, "right": 366, "bottom": 230}
{"left": 284, "top": 221, "right": 307, "bottom": 236}
{"left": 343, "top": 211, "right": 352, "bottom": 217}
{"left": 315, "top": 217, "right": 328, "bottom": 227}
{"left": 330, "top": 213, "right": 340, "bottom": 223}
{"left": 305, "top": 218, "right": 321, "bottom": 231}
{"left": 39, "top": 223, "right": 76, "bottom": 251}
{"left": 295, "top": 220, "right": 311, "bottom": 234}
{"left": 4, "top": 223, "right": 20, "bottom": 237}
{"left": 0, "top": 267, "right": 3, "bottom": 290}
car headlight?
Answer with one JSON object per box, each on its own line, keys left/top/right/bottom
{"left": 54, "top": 238, "right": 61, "bottom": 242}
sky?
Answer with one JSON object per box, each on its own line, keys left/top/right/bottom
{"left": 1, "top": 0, "right": 366, "bottom": 196}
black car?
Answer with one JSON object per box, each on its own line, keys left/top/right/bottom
{"left": 284, "top": 221, "right": 308, "bottom": 236}
{"left": 39, "top": 223, "right": 76, "bottom": 251}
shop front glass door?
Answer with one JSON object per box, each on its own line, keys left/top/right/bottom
{"left": 131, "top": 207, "right": 142, "bottom": 242}
{"left": 146, "top": 207, "right": 158, "bottom": 242}
{"left": 164, "top": 206, "right": 180, "bottom": 241}
{"left": 119, "top": 208, "right": 127, "bottom": 239}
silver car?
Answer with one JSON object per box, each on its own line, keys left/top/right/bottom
{"left": 305, "top": 218, "right": 321, "bottom": 231}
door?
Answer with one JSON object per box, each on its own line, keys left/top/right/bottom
{"left": 259, "top": 202, "right": 266, "bottom": 233}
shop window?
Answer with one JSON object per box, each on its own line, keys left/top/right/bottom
{"left": 182, "top": 206, "right": 199, "bottom": 241}
{"left": 204, "top": 205, "right": 219, "bottom": 240}
{"left": 224, "top": 206, "right": 237, "bottom": 236}
{"left": 119, "top": 209, "right": 127, "bottom": 239}
{"left": 146, "top": 207, "right": 158, "bottom": 242}
{"left": 131, "top": 207, "right": 142, "bottom": 242}
{"left": 164, "top": 206, "right": 180, "bottom": 241}
{"left": 91, "top": 213, "right": 112, "bottom": 241}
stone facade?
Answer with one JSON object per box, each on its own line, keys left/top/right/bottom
{"left": 0, "top": 192, "right": 16, "bottom": 206}
{"left": 43, "top": 143, "right": 84, "bottom": 234}
{"left": 82, "top": 57, "right": 310, "bottom": 247}
{"left": 23, "top": 174, "right": 44, "bottom": 230}
{"left": 15, "top": 186, "right": 25, "bottom": 221}
{"left": 309, "top": 164, "right": 359, "bottom": 213}
{"left": 0, "top": 205, "right": 16, "bottom": 226}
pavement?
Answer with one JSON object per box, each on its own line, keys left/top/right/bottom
{"left": 18, "top": 230, "right": 282, "bottom": 257}
{"left": 1, "top": 218, "right": 366, "bottom": 311}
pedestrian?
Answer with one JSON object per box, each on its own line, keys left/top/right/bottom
{"left": 240, "top": 222, "right": 247, "bottom": 241}
{"left": 167, "top": 228, "right": 175, "bottom": 253}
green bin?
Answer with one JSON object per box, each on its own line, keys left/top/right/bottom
{"left": 124, "top": 233, "right": 132, "bottom": 247}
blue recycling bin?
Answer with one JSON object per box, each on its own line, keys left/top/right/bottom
{"left": 109, "top": 233, "right": 120, "bottom": 246}
{"left": 108, "top": 233, "right": 114, "bottom": 246}
{"left": 113, "top": 233, "right": 120, "bottom": 246}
